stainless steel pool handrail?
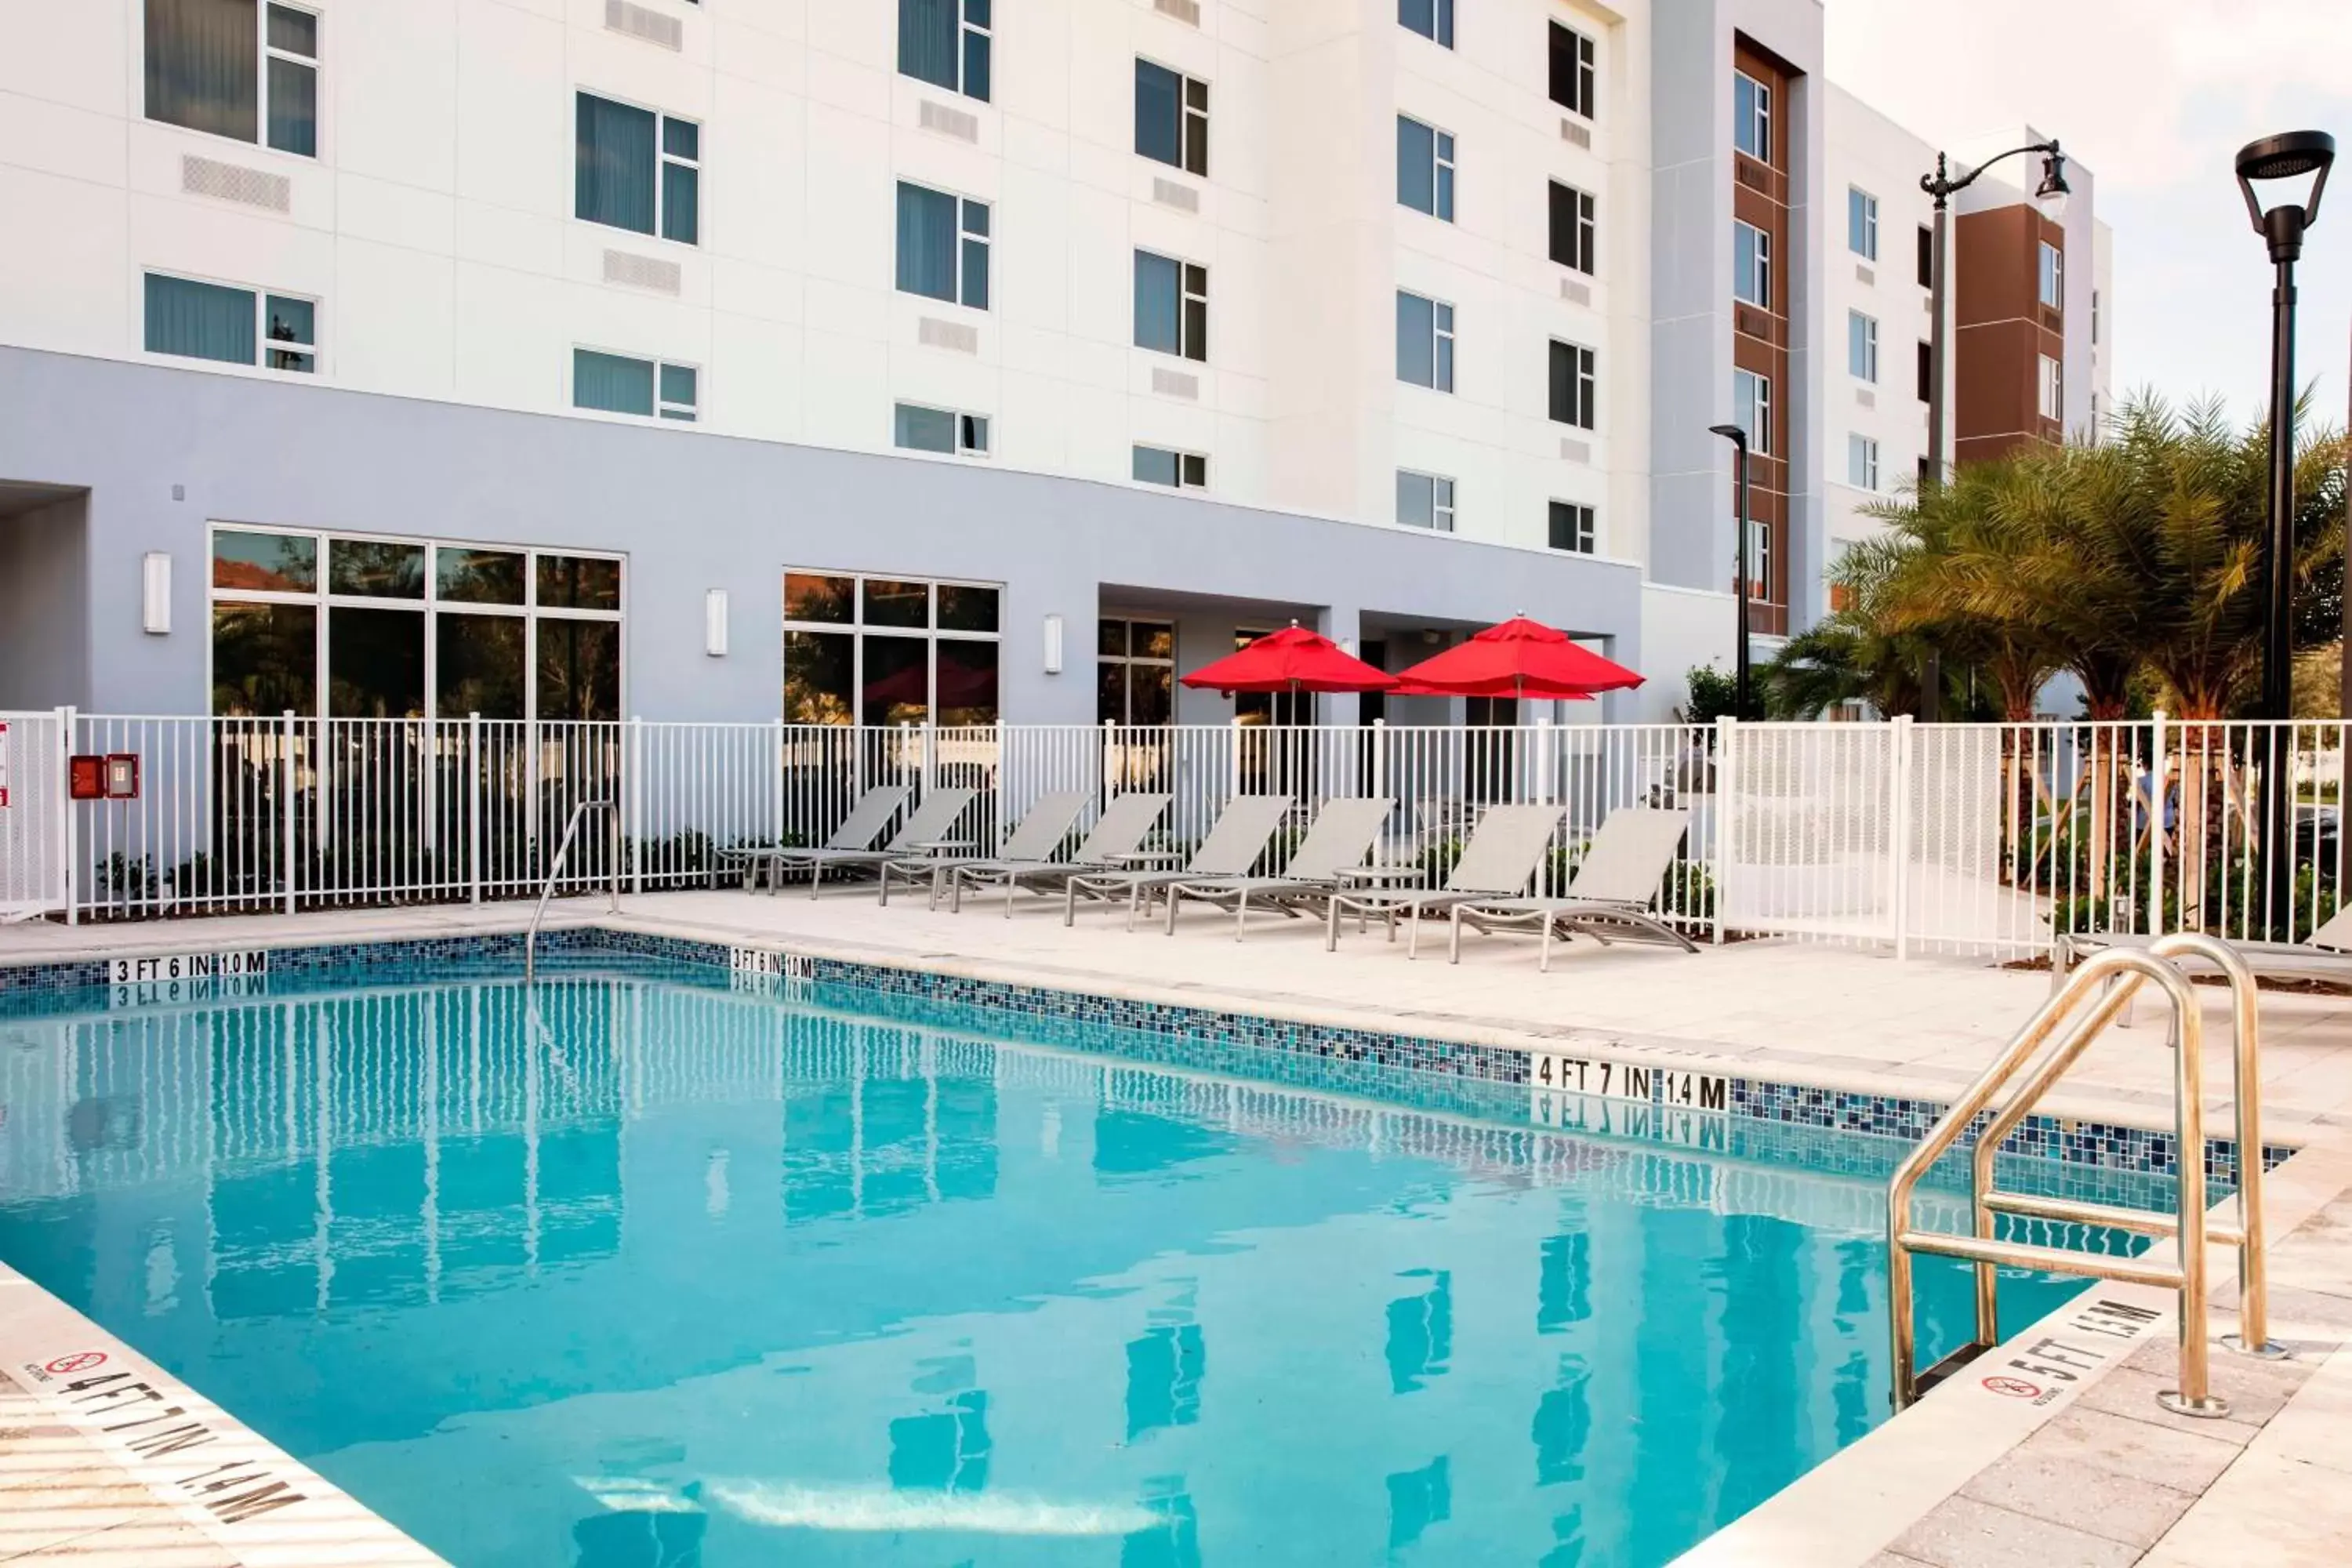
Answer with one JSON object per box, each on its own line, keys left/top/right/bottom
{"left": 1886, "top": 942, "right": 2278, "bottom": 1419}
{"left": 523, "top": 799, "right": 619, "bottom": 983}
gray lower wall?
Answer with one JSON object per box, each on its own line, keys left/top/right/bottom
{"left": 0, "top": 347, "right": 1645, "bottom": 723}
{"left": 0, "top": 494, "right": 90, "bottom": 710}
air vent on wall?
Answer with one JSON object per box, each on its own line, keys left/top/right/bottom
{"left": 605, "top": 0, "right": 682, "bottom": 50}
{"left": 1856, "top": 388, "right": 1876, "bottom": 409}
{"left": 1559, "top": 119, "right": 1592, "bottom": 149}
{"left": 1559, "top": 438, "right": 1592, "bottom": 464}
{"left": 1152, "top": 368, "right": 1200, "bottom": 400}
{"left": 1737, "top": 160, "right": 1768, "bottom": 192}
{"left": 1153, "top": 0, "right": 1201, "bottom": 24}
{"left": 919, "top": 100, "right": 979, "bottom": 142}
{"left": 919, "top": 317, "right": 979, "bottom": 354}
{"left": 2041, "top": 307, "right": 2064, "bottom": 333}
{"left": 1855, "top": 263, "right": 1875, "bottom": 287}
{"left": 1559, "top": 278, "right": 1592, "bottom": 307}
{"left": 603, "top": 249, "right": 681, "bottom": 294}
{"left": 1152, "top": 178, "right": 1200, "bottom": 212}
{"left": 180, "top": 154, "right": 290, "bottom": 212}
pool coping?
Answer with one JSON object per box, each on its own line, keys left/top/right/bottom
{"left": 0, "top": 1257, "right": 445, "bottom": 1565}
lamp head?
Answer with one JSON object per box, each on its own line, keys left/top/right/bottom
{"left": 1708, "top": 423, "right": 1748, "bottom": 449}
{"left": 2033, "top": 145, "right": 2071, "bottom": 222}
{"left": 2237, "top": 130, "right": 2335, "bottom": 260}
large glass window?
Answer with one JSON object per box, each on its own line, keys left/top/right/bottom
{"left": 1135, "top": 60, "right": 1207, "bottom": 176}
{"left": 898, "top": 183, "right": 990, "bottom": 310}
{"left": 1848, "top": 187, "right": 1878, "bottom": 260}
{"left": 1733, "top": 222, "right": 1769, "bottom": 308}
{"left": 1550, "top": 183, "right": 1595, "bottom": 274}
{"left": 1549, "top": 23, "right": 1595, "bottom": 118}
{"left": 209, "top": 527, "right": 622, "bottom": 722}
{"left": 1396, "top": 292, "right": 1454, "bottom": 391}
{"left": 1549, "top": 340, "right": 1595, "bottom": 430}
{"left": 146, "top": 0, "right": 318, "bottom": 157}
{"left": 899, "top": 0, "right": 990, "bottom": 104}
{"left": 784, "top": 572, "right": 1002, "bottom": 726}
{"left": 1399, "top": 0, "right": 1453, "bottom": 49}
{"left": 1098, "top": 619, "right": 1174, "bottom": 726}
{"left": 1733, "top": 71, "right": 1770, "bottom": 162}
{"left": 1398, "top": 116, "right": 1454, "bottom": 221}
{"left": 145, "top": 273, "right": 316, "bottom": 372}
{"left": 575, "top": 93, "right": 699, "bottom": 245}
{"left": 1134, "top": 252, "right": 1207, "bottom": 361}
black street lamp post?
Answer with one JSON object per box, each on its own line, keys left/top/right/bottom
{"left": 2236, "top": 130, "right": 2335, "bottom": 937}
{"left": 1708, "top": 423, "right": 1753, "bottom": 717}
{"left": 1918, "top": 140, "right": 2071, "bottom": 724}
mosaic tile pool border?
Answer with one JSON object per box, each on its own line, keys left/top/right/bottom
{"left": 0, "top": 924, "right": 2296, "bottom": 1183}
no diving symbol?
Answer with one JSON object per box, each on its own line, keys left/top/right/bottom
{"left": 44, "top": 1352, "right": 104, "bottom": 1376}
{"left": 1981, "top": 1375, "right": 2041, "bottom": 1399}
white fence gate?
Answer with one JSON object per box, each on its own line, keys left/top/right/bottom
{"left": 0, "top": 710, "right": 69, "bottom": 920}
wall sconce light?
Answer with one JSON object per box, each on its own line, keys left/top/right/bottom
{"left": 141, "top": 552, "right": 171, "bottom": 634}
{"left": 704, "top": 589, "right": 728, "bottom": 657}
{"left": 1043, "top": 614, "right": 1065, "bottom": 674}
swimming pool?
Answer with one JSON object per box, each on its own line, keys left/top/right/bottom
{"left": 0, "top": 960, "right": 2165, "bottom": 1566}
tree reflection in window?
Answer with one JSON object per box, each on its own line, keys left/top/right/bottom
{"left": 210, "top": 601, "right": 316, "bottom": 714}
{"left": 537, "top": 619, "right": 620, "bottom": 722}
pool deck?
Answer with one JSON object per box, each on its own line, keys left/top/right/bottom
{"left": 3, "top": 887, "right": 2352, "bottom": 1564}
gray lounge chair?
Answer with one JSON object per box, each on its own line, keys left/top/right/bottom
{"left": 726, "top": 784, "right": 911, "bottom": 893}
{"left": 878, "top": 790, "right": 1091, "bottom": 908}
{"left": 947, "top": 793, "right": 1174, "bottom": 915}
{"left": 1157, "top": 797, "right": 1397, "bottom": 938}
{"left": 1321, "top": 804, "right": 1565, "bottom": 952}
{"left": 1444, "top": 806, "right": 1700, "bottom": 970}
{"left": 764, "top": 786, "right": 978, "bottom": 898}
{"left": 1063, "top": 795, "right": 1296, "bottom": 929}
{"left": 2053, "top": 904, "right": 2352, "bottom": 1020}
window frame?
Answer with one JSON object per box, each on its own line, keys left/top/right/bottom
{"left": 1733, "top": 71, "right": 1770, "bottom": 163}
{"left": 1396, "top": 290, "right": 1455, "bottom": 393}
{"left": 1549, "top": 181, "right": 1597, "bottom": 274}
{"left": 1847, "top": 433, "right": 1879, "bottom": 491}
{"left": 1548, "top": 500, "right": 1597, "bottom": 554}
{"left": 896, "top": 181, "right": 992, "bottom": 312}
{"left": 1733, "top": 220, "right": 1771, "bottom": 309}
{"left": 144, "top": 0, "right": 321, "bottom": 158}
{"left": 1399, "top": 0, "right": 1454, "bottom": 49}
{"left": 205, "top": 521, "right": 625, "bottom": 724}
{"left": 898, "top": 0, "right": 992, "bottom": 104}
{"left": 1733, "top": 367, "right": 1772, "bottom": 456}
{"left": 1549, "top": 339, "right": 1597, "bottom": 431}
{"left": 1096, "top": 616, "right": 1178, "bottom": 726}
{"left": 2038, "top": 239, "right": 2063, "bottom": 310}
{"left": 1396, "top": 470, "right": 1457, "bottom": 533}
{"left": 1849, "top": 310, "right": 1878, "bottom": 383}
{"left": 1848, "top": 187, "right": 1878, "bottom": 261}
{"left": 571, "top": 347, "right": 699, "bottom": 423}
{"left": 1133, "top": 445, "right": 1209, "bottom": 490}
{"left": 143, "top": 270, "right": 321, "bottom": 376}
{"left": 2038, "top": 353, "right": 2063, "bottom": 421}
{"left": 1548, "top": 21, "right": 1597, "bottom": 121}
{"left": 575, "top": 91, "right": 701, "bottom": 245}
{"left": 1397, "top": 114, "right": 1456, "bottom": 222}
{"left": 894, "top": 401, "right": 991, "bottom": 458}
{"left": 1134, "top": 58, "right": 1210, "bottom": 178}
{"left": 783, "top": 568, "right": 1004, "bottom": 728}
{"left": 1134, "top": 250, "right": 1210, "bottom": 362}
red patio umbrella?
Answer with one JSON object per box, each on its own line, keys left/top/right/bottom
{"left": 1179, "top": 622, "right": 1399, "bottom": 695}
{"left": 1391, "top": 615, "right": 1642, "bottom": 700}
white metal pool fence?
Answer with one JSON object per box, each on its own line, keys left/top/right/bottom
{"left": 2, "top": 709, "right": 2347, "bottom": 959}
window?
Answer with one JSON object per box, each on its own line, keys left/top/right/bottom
{"left": 574, "top": 349, "right": 697, "bottom": 421}
{"left": 1396, "top": 292, "right": 1454, "bottom": 391}
{"left": 1733, "top": 368, "right": 1770, "bottom": 455}
{"left": 1848, "top": 187, "right": 1878, "bottom": 260}
{"left": 897, "top": 183, "right": 989, "bottom": 310}
{"left": 2038, "top": 354, "right": 2062, "bottom": 421}
{"left": 1917, "top": 225, "right": 1933, "bottom": 288}
{"left": 1747, "top": 517, "right": 1773, "bottom": 602}
{"left": 2092, "top": 289, "right": 2100, "bottom": 345}
{"left": 145, "top": 274, "right": 316, "bottom": 372}
{"left": 2038, "top": 240, "right": 2063, "bottom": 310}
{"left": 785, "top": 572, "right": 1001, "bottom": 726}
{"left": 895, "top": 403, "right": 989, "bottom": 456}
{"left": 1733, "top": 221, "right": 1770, "bottom": 308}
{"left": 1848, "top": 310, "right": 1878, "bottom": 383}
{"left": 1549, "top": 182, "right": 1596, "bottom": 274}
{"left": 1917, "top": 340, "right": 1933, "bottom": 403}
{"left": 1733, "top": 71, "right": 1769, "bottom": 162}
{"left": 1549, "top": 340, "right": 1596, "bottom": 430}
{"left": 1098, "top": 619, "right": 1174, "bottom": 725}
{"left": 575, "top": 93, "right": 699, "bottom": 245}
{"left": 1548, "top": 502, "right": 1596, "bottom": 554}
{"left": 1399, "top": 0, "right": 1453, "bottom": 49}
{"left": 1396, "top": 471, "right": 1455, "bottom": 533}
{"left": 1847, "top": 434, "right": 1878, "bottom": 491}
{"left": 146, "top": 0, "right": 318, "bottom": 158}
{"left": 899, "top": 0, "right": 990, "bottom": 103}
{"left": 1134, "top": 446, "right": 1207, "bottom": 489}
{"left": 1549, "top": 23, "right": 1596, "bottom": 119}
{"left": 1398, "top": 117, "right": 1455, "bottom": 221}
{"left": 1135, "top": 252, "right": 1208, "bottom": 361}
{"left": 1135, "top": 60, "right": 1208, "bottom": 176}
{"left": 209, "top": 527, "right": 621, "bottom": 722}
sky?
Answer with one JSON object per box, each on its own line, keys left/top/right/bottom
{"left": 1826, "top": 0, "right": 2352, "bottom": 433}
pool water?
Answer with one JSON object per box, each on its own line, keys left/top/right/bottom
{"left": 0, "top": 963, "right": 2164, "bottom": 1567}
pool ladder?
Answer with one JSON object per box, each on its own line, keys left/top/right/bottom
{"left": 1887, "top": 934, "right": 2285, "bottom": 1418}
{"left": 522, "top": 798, "right": 620, "bottom": 984}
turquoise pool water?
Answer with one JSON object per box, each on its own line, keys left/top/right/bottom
{"left": 0, "top": 962, "right": 2163, "bottom": 1567}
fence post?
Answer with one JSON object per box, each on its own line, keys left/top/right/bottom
{"left": 2148, "top": 710, "right": 2167, "bottom": 937}
{"left": 56, "top": 706, "right": 77, "bottom": 926}
{"left": 771, "top": 718, "right": 786, "bottom": 847}
{"left": 1712, "top": 716, "right": 1734, "bottom": 946}
{"left": 281, "top": 709, "right": 298, "bottom": 916}
{"left": 1890, "top": 713, "right": 1915, "bottom": 960}
{"left": 923, "top": 720, "right": 938, "bottom": 793}
{"left": 629, "top": 715, "right": 645, "bottom": 895}
{"left": 1370, "top": 717, "right": 1388, "bottom": 819}
{"left": 468, "top": 713, "right": 483, "bottom": 904}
